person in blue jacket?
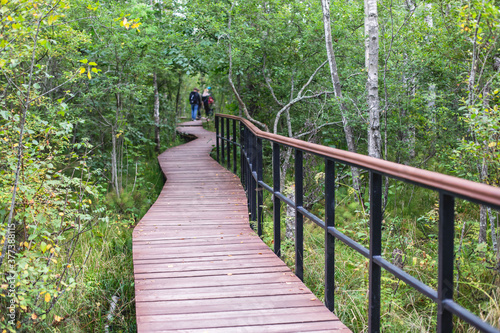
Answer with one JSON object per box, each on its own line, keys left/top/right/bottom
{"left": 188, "top": 88, "right": 201, "bottom": 121}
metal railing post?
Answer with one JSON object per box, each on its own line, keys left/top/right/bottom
{"left": 226, "top": 116, "right": 230, "bottom": 170}
{"left": 325, "top": 158, "right": 335, "bottom": 312}
{"left": 233, "top": 119, "right": 237, "bottom": 174}
{"left": 215, "top": 116, "right": 220, "bottom": 163}
{"left": 240, "top": 124, "right": 246, "bottom": 190}
{"left": 295, "top": 149, "right": 304, "bottom": 281}
{"left": 257, "top": 137, "right": 263, "bottom": 236}
{"left": 273, "top": 142, "right": 281, "bottom": 257}
{"left": 369, "top": 171, "right": 382, "bottom": 332}
{"left": 249, "top": 132, "right": 256, "bottom": 224}
{"left": 438, "top": 193, "right": 454, "bottom": 332}
{"left": 221, "top": 117, "right": 225, "bottom": 165}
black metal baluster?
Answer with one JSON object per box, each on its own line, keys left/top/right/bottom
{"left": 257, "top": 138, "right": 263, "bottom": 236}
{"left": 273, "top": 142, "right": 281, "bottom": 257}
{"left": 240, "top": 124, "right": 245, "bottom": 190}
{"left": 226, "top": 116, "right": 230, "bottom": 170}
{"left": 233, "top": 119, "right": 237, "bottom": 174}
{"left": 369, "top": 171, "right": 382, "bottom": 333}
{"left": 215, "top": 116, "right": 220, "bottom": 163}
{"left": 295, "top": 149, "right": 304, "bottom": 281}
{"left": 325, "top": 158, "right": 335, "bottom": 312}
{"left": 438, "top": 192, "right": 454, "bottom": 333}
{"left": 221, "top": 117, "right": 225, "bottom": 165}
{"left": 249, "top": 133, "right": 256, "bottom": 225}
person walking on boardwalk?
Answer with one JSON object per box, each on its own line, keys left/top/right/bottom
{"left": 201, "top": 87, "right": 214, "bottom": 117}
{"left": 189, "top": 88, "right": 201, "bottom": 121}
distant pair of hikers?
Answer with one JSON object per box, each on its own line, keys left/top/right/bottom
{"left": 189, "top": 87, "right": 214, "bottom": 121}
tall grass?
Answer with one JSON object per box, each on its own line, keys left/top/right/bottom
{"left": 258, "top": 179, "right": 500, "bottom": 332}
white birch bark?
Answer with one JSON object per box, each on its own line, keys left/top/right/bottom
{"left": 365, "top": 0, "right": 381, "bottom": 158}
{"left": 320, "top": 0, "right": 361, "bottom": 195}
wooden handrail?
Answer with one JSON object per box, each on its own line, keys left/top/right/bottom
{"left": 217, "top": 113, "right": 500, "bottom": 210}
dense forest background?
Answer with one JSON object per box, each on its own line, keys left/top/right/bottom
{"left": 1, "top": 0, "right": 499, "bottom": 331}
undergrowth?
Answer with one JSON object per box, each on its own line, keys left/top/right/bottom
{"left": 258, "top": 180, "right": 500, "bottom": 332}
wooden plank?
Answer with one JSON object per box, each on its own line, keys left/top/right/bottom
{"left": 137, "top": 307, "right": 343, "bottom": 331}
{"left": 133, "top": 120, "right": 351, "bottom": 332}
{"left": 135, "top": 282, "right": 309, "bottom": 302}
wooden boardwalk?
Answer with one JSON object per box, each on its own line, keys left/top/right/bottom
{"left": 132, "top": 120, "right": 351, "bottom": 332}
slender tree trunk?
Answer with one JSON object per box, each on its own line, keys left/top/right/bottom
{"left": 153, "top": 72, "right": 161, "bottom": 152}
{"left": 285, "top": 187, "right": 296, "bottom": 240}
{"left": 478, "top": 157, "right": 488, "bottom": 243}
{"left": 2, "top": 8, "right": 48, "bottom": 268}
{"left": 320, "top": 0, "right": 362, "bottom": 197}
{"left": 227, "top": 3, "right": 269, "bottom": 131}
{"left": 111, "top": 126, "right": 120, "bottom": 197}
{"left": 468, "top": 12, "right": 482, "bottom": 104}
{"left": 366, "top": 0, "right": 381, "bottom": 159}
{"left": 488, "top": 207, "right": 498, "bottom": 255}
{"left": 175, "top": 72, "right": 182, "bottom": 117}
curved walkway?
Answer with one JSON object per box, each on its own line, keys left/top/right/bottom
{"left": 133, "top": 120, "right": 351, "bottom": 332}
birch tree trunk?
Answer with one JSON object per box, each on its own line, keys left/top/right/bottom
{"left": 365, "top": 0, "right": 381, "bottom": 159}
{"left": 153, "top": 72, "right": 161, "bottom": 153}
{"left": 320, "top": 0, "right": 362, "bottom": 196}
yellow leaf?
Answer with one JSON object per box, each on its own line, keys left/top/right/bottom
{"left": 47, "top": 15, "right": 57, "bottom": 25}
{"left": 87, "top": 71, "right": 91, "bottom": 80}
{"left": 7, "top": 16, "right": 13, "bottom": 21}
{"left": 45, "top": 293, "right": 51, "bottom": 302}
{"left": 54, "top": 315, "right": 63, "bottom": 322}
{"left": 79, "top": 67, "right": 85, "bottom": 74}
{"left": 31, "top": 313, "right": 37, "bottom": 320}
{"left": 488, "top": 142, "right": 497, "bottom": 148}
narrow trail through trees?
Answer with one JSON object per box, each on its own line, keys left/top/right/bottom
{"left": 132, "top": 120, "right": 351, "bottom": 332}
